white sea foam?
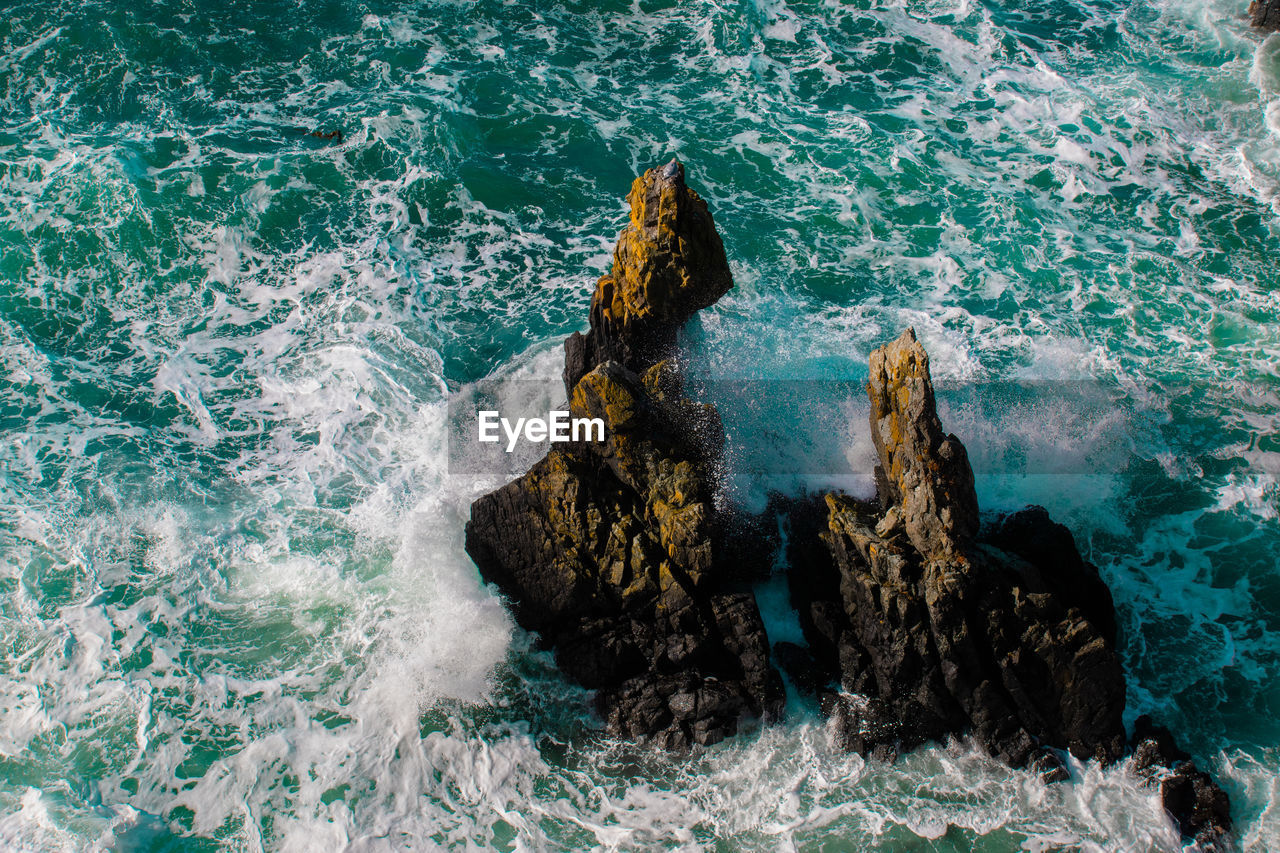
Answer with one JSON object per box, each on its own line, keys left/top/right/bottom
{"left": 2, "top": 0, "right": 1278, "bottom": 848}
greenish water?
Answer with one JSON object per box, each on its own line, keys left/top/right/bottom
{"left": 1, "top": 0, "right": 1278, "bottom": 848}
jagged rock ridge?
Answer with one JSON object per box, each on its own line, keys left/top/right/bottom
{"left": 786, "top": 329, "right": 1127, "bottom": 772}
{"left": 780, "top": 329, "right": 1230, "bottom": 848}
{"left": 467, "top": 162, "right": 782, "bottom": 749}
{"left": 562, "top": 158, "right": 733, "bottom": 395}
{"left": 465, "top": 163, "right": 1232, "bottom": 847}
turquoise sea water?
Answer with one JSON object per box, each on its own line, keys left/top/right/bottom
{"left": 2, "top": 0, "right": 1279, "bottom": 848}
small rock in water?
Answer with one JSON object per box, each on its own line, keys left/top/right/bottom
{"left": 1130, "top": 715, "right": 1233, "bottom": 849}
{"left": 307, "top": 128, "right": 343, "bottom": 143}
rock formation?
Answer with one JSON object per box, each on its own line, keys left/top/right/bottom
{"left": 562, "top": 158, "right": 733, "bottom": 394}
{"left": 1131, "top": 716, "right": 1234, "bottom": 849}
{"left": 1251, "top": 0, "right": 1280, "bottom": 31}
{"left": 466, "top": 161, "right": 783, "bottom": 749}
{"left": 465, "top": 163, "right": 1231, "bottom": 846}
{"left": 782, "top": 328, "right": 1230, "bottom": 847}
{"left": 783, "top": 331, "right": 1125, "bottom": 775}
{"left": 866, "top": 329, "right": 979, "bottom": 561}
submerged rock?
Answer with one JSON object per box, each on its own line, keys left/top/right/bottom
{"left": 467, "top": 163, "right": 782, "bottom": 749}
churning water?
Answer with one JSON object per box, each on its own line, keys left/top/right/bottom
{"left": 2, "top": 0, "right": 1279, "bottom": 849}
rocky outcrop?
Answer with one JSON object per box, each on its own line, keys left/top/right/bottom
{"left": 465, "top": 164, "right": 1231, "bottom": 846}
{"left": 1251, "top": 0, "right": 1280, "bottom": 31}
{"left": 784, "top": 328, "right": 1230, "bottom": 844}
{"left": 867, "top": 329, "right": 979, "bottom": 561}
{"left": 563, "top": 159, "right": 733, "bottom": 394}
{"left": 1131, "top": 716, "right": 1233, "bottom": 850}
{"left": 783, "top": 333, "right": 1127, "bottom": 775}
{"left": 467, "top": 162, "right": 782, "bottom": 749}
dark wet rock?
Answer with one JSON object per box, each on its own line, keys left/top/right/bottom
{"left": 823, "top": 692, "right": 905, "bottom": 761}
{"left": 1131, "top": 716, "right": 1233, "bottom": 850}
{"left": 1029, "top": 749, "right": 1071, "bottom": 784}
{"left": 984, "top": 505, "right": 1118, "bottom": 647}
{"left": 781, "top": 330, "right": 1127, "bottom": 768}
{"left": 1131, "top": 715, "right": 1192, "bottom": 774}
{"left": 772, "top": 327, "right": 1231, "bottom": 845}
{"left": 563, "top": 159, "right": 733, "bottom": 395}
{"left": 466, "top": 164, "right": 1232, "bottom": 847}
{"left": 1251, "top": 0, "right": 1280, "bottom": 31}
{"left": 467, "top": 164, "right": 782, "bottom": 749}
{"left": 1160, "top": 766, "right": 1233, "bottom": 851}
{"left": 776, "top": 493, "right": 853, "bottom": 676}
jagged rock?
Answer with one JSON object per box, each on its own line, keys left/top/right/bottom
{"left": 563, "top": 159, "right": 733, "bottom": 394}
{"left": 1131, "top": 716, "right": 1233, "bottom": 850}
{"left": 824, "top": 692, "right": 904, "bottom": 762}
{"left": 779, "top": 327, "right": 1231, "bottom": 840}
{"left": 1251, "top": 0, "right": 1280, "bottom": 31}
{"left": 466, "top": 165, "right": 1232, "bottom": 847}
{"left": 467, "top": 361, "right": 782, "bottom": 749}
{"left": 866, "top": 328, "right": 978, "bottom": 561}
{"left": 783, "top": 330, "right": 1126, "bottom": 763}
{"left": 785, "top": 329, "right": 1127, "bottom": 767}
{"left": 984, "top": 505, "right": 1118, "bottom": 646}
{"left": 467, "top": 165, "right": 782, "bottom": 749}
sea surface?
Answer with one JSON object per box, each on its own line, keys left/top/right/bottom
{"left": 2, "top": 0, "right": 1279, "bottom": 849}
